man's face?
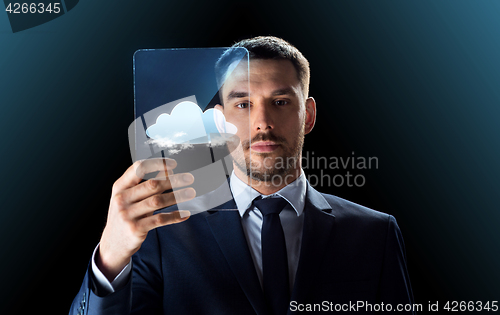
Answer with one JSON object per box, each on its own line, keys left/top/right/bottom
{"left": 217, "top": 59, "right": 315, "bottom": 183}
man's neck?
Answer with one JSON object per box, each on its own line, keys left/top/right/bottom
{"left": 233, "top": 166, "right": 302, "bottom": 195}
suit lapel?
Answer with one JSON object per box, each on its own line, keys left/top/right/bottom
{"left": 290, "top": 184, "right": 336, "bottom": 305}
{"left": 203, "top": 180, "right": 336, "bottom": 314}
{"left": 206, "top": 199, "right": 270, "bottom": 315}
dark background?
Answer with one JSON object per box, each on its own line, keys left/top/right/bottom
{"left": 1, "top": 0, "right": 499, "bottom": 313}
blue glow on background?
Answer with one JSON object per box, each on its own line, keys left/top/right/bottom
{"left": 1, "top": 0, "right": 500, "bottom": 312}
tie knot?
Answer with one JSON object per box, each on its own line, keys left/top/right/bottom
{"left": 252, "top": 196, "right": 289, "bottom": 216}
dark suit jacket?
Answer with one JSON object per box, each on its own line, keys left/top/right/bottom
{"left": 70, "top": 181, "right": 414, "bottom": 314}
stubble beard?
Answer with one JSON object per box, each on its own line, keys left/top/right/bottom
{"left": 233, "top": 126, "right": 305, "bottom": 183}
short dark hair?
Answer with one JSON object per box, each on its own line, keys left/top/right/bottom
{"left": 215, "top": 36, "right": 310, "bottom": 101}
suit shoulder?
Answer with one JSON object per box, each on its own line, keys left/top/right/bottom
{"left": 319, "top": 192, "right": 392, "bottom": 224}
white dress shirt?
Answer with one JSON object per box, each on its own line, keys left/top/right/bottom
{"left": 230, "top": 170, "right": 306, "bottom": 292}
{"left": 91, "top": 169, "right": 307, "bottom": 294}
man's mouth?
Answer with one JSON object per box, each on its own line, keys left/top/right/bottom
{"left": 250, "top": 141, "right": 281, "bottom": 153}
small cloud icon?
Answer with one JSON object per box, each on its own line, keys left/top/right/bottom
{"left": 145, "top": 101, "right": 237, "bottom": 151}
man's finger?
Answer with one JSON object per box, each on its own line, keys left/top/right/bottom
{"left": 136, "top": 210, "right": 191, "bottom": 233}
{"left": 125, "top": 172, "right": 194, "bottom": 204}
{"left": 128, "top": 187, "right": 196, "bottom": 219}
{"left": 113, "top": 158, "right": 177, "bottom": 192}
{"left": 134, "top": 158, "right": 177, "bottom": 179}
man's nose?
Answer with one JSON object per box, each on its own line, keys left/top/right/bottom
{"left": 251, "top": 103, "right": 274, "bottom": 131}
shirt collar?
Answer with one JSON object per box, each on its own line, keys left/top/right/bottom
{"left": 229, "top": 169, "right": 307, "bottom": 218}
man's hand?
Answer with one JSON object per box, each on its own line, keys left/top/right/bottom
{"left": 97, "top": 158, "right": 195, "bottom": 282}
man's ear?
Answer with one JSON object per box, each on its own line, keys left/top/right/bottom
{"left": 215, "top": 104, "right": 223, "bottom": 112}
{"left": 304, "top": 97, "right": 316, "bottom": 135}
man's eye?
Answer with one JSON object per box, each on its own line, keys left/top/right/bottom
{"left": 274, "top": 100, "right": 289, "bottom": 106}
{"left": 236, "top": 103, "right": 249, "bottom": 109}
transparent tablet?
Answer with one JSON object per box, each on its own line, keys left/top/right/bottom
{"left": 129, "top": 48, "right": 251, "bottom": 214}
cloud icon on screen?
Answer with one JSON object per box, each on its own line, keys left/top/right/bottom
{"left": 145, "top": 101, "right": 237, "bottom": 152}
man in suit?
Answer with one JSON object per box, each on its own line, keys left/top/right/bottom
{"left": 70, "top": 36, "right": 415, "bottom": 314}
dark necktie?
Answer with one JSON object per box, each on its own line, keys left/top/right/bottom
{"left": 253, "top": 196, "right": 290, "bottom": 315}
